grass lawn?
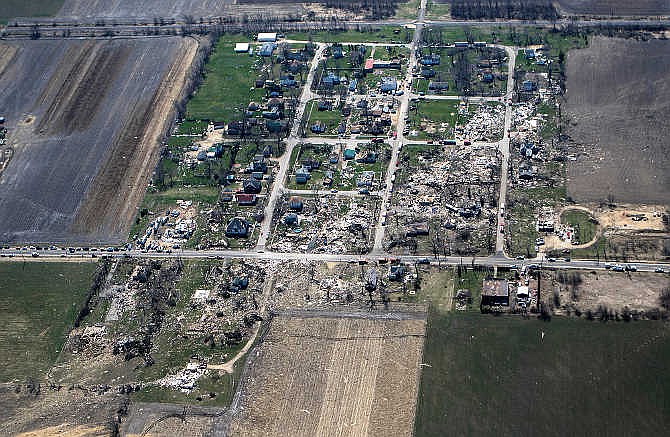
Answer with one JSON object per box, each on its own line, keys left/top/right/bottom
{"left": 561, "top": 209, "right": 597, "bottom": 244}
{"left": 425, "top": 0, "right": 451, "bottom": 18}
{"left": 506, "top": 186, "right": 566, "bottom": 257}
{"left": 305, "top": 100, "right": 343, "bottom": 136}
{"left": 405, "top": 266, "right": 490, "bottom": 313}
{"left": 416, "top": 313, "right": 670, "bottom": 436}
{"left": 0, "top": 262, "right": 96, "bottom": 382}
{"left": 186, "top": 35, "right": 264, "bottom": 122}
{"left": 0, "top": 0, "right": 64, "bottom": 23}
{"left": 394, "top": 0, "right": 420, "bottom": 19}
{"left": 407, "top": 99, "right": 462, "bottom": 139}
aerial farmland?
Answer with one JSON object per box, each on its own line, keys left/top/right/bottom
{"left": 1, "top": 1, "right": 670, "bottom": 436}
{"left": 0, "top": 37, "right": 198, "bottom": 244}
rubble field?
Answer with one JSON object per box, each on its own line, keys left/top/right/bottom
{"left": 268, "top": 194, "right": 380, "bottom": 254}
{"left": 386, "top": 143, "right": 500, "bottom": 255}
{"left": 227, "top": 312, "right": 426, "bottom": 437}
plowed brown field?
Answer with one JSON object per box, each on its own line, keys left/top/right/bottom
{"left": 564, "top": 36, "right": 670, "bottom": 205}
{"left": 0, "top": 37, "right": 198, "bottom": 244}
{"left": 227, "top": 313, "right": 427, "bottom": 437}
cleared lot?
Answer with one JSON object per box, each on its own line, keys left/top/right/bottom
{"left": 556, "top": 0, "right": 670, "bottom": 15}
{"left": 564, "top": 36, "right": 670, "bottom": 204}
{"left": 228, "top": 312, "right": 426, "bottom": 437}
{"left": 0, "top": 38, "right": 197, "bottom": 244}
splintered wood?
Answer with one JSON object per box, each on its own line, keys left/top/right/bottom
{"left": 228, "top": 314, "right": 426, "bottom": 437}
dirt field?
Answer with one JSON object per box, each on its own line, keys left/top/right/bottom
{"left": 0, "top": 38, "right": 198, "bottom": 244}
{"left": 556, "top": 0, "right": 670, "bottom": 16}
{"left": 57, "top": 0, "right": 304, "bottom": 19}
{"left": 227, "top": 312, "right": 426, "bottom": 437}
{"left": 564, "top": 36, "right": 670, "bottom": 205}
{"left": 543, "top": 270, "right": 670, "bottom": 314}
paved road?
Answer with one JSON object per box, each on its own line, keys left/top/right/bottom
{"left": 255, "top": 42, "right": 326, "bottom": 250}
{"left": 494, "top": 44, "right": 516, "bottom": 254}
{"left": 372, "top": 0, "right": 428, "bottom": 253}
{"left": 2, "top": 247, "right": 668, "bottom": 274}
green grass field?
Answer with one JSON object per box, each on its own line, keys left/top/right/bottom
{"left": 0, "top": 0, "right": 63, "bottom": 24}
{"left": 185, "top": 36, "right": 264, "bottom": 122}
{"left": 561, "top": 209, "right": 598, "bottom": 244}
{"left": 305, "top": 100, "right": 343, "bottom": 135}
{"left": 416, "top": 313, "right": 670, "bottom": 436}
{"left": 0, "top": 262, "right": 96, "bottom": 382}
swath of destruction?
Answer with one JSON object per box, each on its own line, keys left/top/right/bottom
{"left": 0, "top": 1, "right": 669, "bottom": 436}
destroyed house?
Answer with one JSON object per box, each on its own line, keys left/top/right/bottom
{"left": 482, "top": 72, "right": 494, "bottom": 83}
{"left": 331, "top": 45, "right": 343, "bottom": 59}
{"left": 289, "top": 196, "right": 304, "bottom": 211}
{"left": 481, "top": 279, "right": 509, "bottom": 306}
{"left": 310, "top": 121, "right": 326, "bottom": 134}
{"left": 226, "top": 217, "right": 250, "bottom": 238}
{"left": 524, "top": 49, "right": 535, "bottom": 59}
{"left": 519, "top": 166, "right": 533, "bottom": 179}
{"left": 267, "top": 98, "right": 284, "bottom": 110}
{"left": 349, "top": 79, "right": 357, "bottom": 92}
{"left": 262, "top": 107, "right": 281, "bottom": 120}
{"left": 266, "top": 120, "right": 287, "bottom": 133}
{"left": 406, "top": 222, "right": 429, "bottom": 237}
{"left": 380, "top": 77, "right": 397, "bottom": 92}
{"left": 317, "top": 100, "right": 332, "bottom": 111}
{"left": 420, "top": 68, "right": 435, "bottom": 78}
{"left": 337, "top": 122, "right": 347, "bottom": 135}
{"left": 522, "top": 80, "right": 537, "bottom": 92}
{"left": 301, "top": 159, "right": 320, "bottom": 171}
{"left": 280, "top": 78, "right": 297, "bottom": 87}
{"left": 247, "top": 159, "right": 267, "bottom": 174}
{"left": 428, "top": 81, "right": 449, "bottom": 91}
{"left": 388, "top": 265, "right": 405, "bottom": 281}
{"left": 226, "top": 120, "right": 251, "bottom": 136}
{"left": 284, "top": 213, "right": 298, "bottom": 225}
{"left": 321, "top": 73, "right": 341, "bottom": 87}
{"left": 356, "top": 151, "right": 376, "bottom": 164}
{"left": 285, "top": 50, "right": 306, "bottom": 61}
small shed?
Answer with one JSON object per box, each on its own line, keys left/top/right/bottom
{"left": 234, "top": 43, "right": 250, "bottom": 53}
{"left": 257, "top": 32, "right": 277, "bottom": 42}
